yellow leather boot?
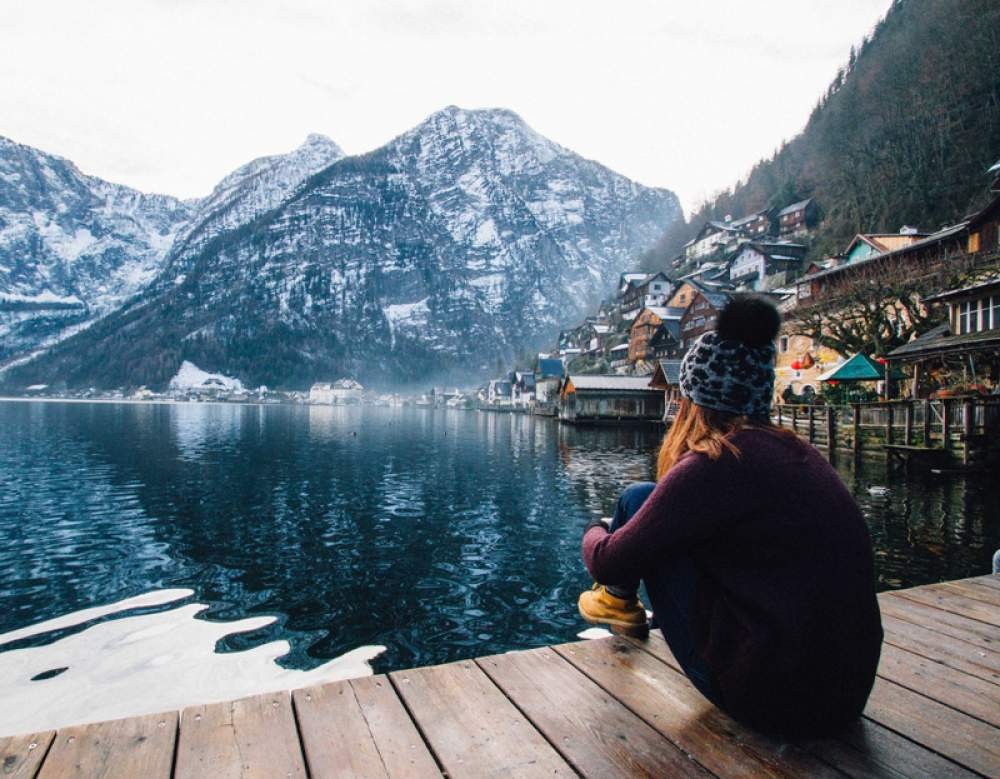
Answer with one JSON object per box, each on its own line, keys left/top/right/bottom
{"left": 577, "top": 583, "right": 648, "bottom": 637}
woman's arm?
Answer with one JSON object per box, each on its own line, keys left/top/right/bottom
{"left": 581, "top": 450, "right": 750, "bottom": 583}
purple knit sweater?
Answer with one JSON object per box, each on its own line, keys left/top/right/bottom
{"left": 582, "top": 428, "right": 883, "bottom": 735}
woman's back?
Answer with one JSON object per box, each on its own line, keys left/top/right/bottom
{"left": 651, "top": 428, "right": 883, "bottom": 735}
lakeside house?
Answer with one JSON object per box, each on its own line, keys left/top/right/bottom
{"left": 628, "top": 306, "right": 683, "bottom": 369}
{"left": 559, "top": 375, "right": 665, "bottom": 423}
{"left": 887, "top": 277, "right": 1000, "bottom": 398}
{"left": 309, "top": 379, "right": 364, "bottom": 404}
{"left": 649, "top": 359, "right": 683, "bottom": 420}
{"left": 534, "top": 357, "right": 565, "bottom": 406}
{"left": 680, "top": 289, "right": 732, "bottom": 350}
{"left": 778, "top": 198, "right": 820, "bottom": 237}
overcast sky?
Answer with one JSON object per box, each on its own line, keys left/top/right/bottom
{"left": 2, "top": 0, "right": 890, "bottom": 214}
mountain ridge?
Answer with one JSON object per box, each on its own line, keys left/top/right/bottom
{"left": 3, "top": 106, "right": 682, "bottom": 390}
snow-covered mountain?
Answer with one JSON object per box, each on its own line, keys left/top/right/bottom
{"left": 6, "top": 107, "right": 682, "bottom": 389}
{"left": 0, "top": 134, "right": 345, "bottom": 367}
{"left": 0, "top": 136, "right": 192, "bottom": 364}
{"left": 159, "top": 133, "right": 344, "bottom": 290}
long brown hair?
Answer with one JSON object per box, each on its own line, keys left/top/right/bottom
{"left": 656, "top": 398, "right": 796, "bottom": 480}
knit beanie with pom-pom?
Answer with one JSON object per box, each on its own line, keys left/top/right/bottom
{"left": 678, "top": 294, "right": 781, "bottom": 419}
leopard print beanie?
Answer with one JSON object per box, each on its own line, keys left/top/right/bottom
{"left": 678, "top": 331, "right": 776, "bottom": 418}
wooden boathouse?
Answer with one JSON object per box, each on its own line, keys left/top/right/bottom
{"left": 559, "top": 375, "right": 664, "bottom": 424}
{"left": 2, "top": 574, "right": 998, "bottom": 777}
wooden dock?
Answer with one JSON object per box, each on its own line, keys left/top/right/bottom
{"left": 3, "top": 574, "right": 999, "bottom": 778}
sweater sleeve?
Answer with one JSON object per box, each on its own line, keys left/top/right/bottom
{"left": 581, "top": 450, "right": 752, "bottom": 584}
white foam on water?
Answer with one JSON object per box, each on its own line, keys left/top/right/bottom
{"left": 0, "top": 590, "right": 386, "bottom": 735}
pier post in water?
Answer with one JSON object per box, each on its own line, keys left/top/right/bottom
{"left": 904, "top": 402, "right": 914, "bottom": 446}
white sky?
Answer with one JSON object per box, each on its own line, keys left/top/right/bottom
{"left": 2, "top": 0, "right": 890, "bottom": 214}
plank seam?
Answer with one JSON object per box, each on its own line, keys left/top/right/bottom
{"left": 623, "top": 636, "right": 971, "bottom": 779}
{"left": 938, "top": 582, "right": 1000, "bottom": 607}
{"left": 288, "top": 688, "right": 315, "bottom": 779}
{"left": 617, "top": 638, "right": 861, "bottom": 778}
{"left": 860, "top": 676, "right": 996, "bottom": 775}
{"left": 347, "top": 681, "right": 390, "bottom": 779}
{"left": 25, "top": 731, "right": 56, "bottom": 779}
{"left": 546, "top": 643, "right": 730, "bottom": 778}
{"left": 889, "top": 591, "right": 1000, "bottom": 629}
{"left": 384, "top": 673, "right": 449, "bottom": 778}
{"left": 469, "top": 655, "right": 586, "bottom": 779}
{"left": 880, "top": 633, "right": 1000, "bottom": 689}
{"left": 879, "top": 604, "right": 998, "bottom": 650}
{"left": 873, "top": 649, "right": 1000, "bottom": 729}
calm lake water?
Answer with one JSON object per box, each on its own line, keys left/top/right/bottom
{"left": 1, "top": 400, "right": 997, "bottom": 685}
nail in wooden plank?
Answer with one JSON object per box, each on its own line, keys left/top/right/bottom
{"left": 175, "top": 692, "right": 305, "bottom": 778}
{"left": 292, "top": 676, "right": 440, "bottom": 778}
{"left": 0, "top": 731, "right": 54, "bottom": 779}
{"left": 38, "top": 713, "right": 175, "bottom": 779}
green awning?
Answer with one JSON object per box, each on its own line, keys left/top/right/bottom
{"left": 817, "top": 353, "right": 885, "bottom": 382}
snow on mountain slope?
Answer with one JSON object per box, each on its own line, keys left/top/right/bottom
{"left": 0, "top": 134, "right": 344, "bottom": 366}
{"left": 0, "top": 135, "right": 193, "bottom": 363}
{"left": 160, "top": 134, "right": 344, "bottom": 286}
{"left": 8, "top": 107, "right": 683, "bottom": 390}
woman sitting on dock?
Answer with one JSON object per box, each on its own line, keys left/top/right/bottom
{"left": 578, "top": 295, "right": 884, "bottom": 737}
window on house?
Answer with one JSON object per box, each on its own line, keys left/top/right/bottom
{"left": 780, "top": 336, "right": 789, "bottom": 353}
{"left": 958, "top": 300, "right": 974, "bottom": 334}
{"left": 970, "top": 300, "right": 980, "bottom": 332}
{"left": 990, "top": 295, "right": 999, "bottom": 330}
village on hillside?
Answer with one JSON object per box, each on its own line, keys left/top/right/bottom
{"left": 483, "top": 162, "right": 1000, "bottom": 441}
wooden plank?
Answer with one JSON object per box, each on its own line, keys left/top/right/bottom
{"left": 175, "top": 692, "right": 305, "bottom": 779}
{"left": 554, "top": 637, "right": 839, "bottom": 778}
{"left": 292, "top": 676, "right": 440, "bottom": 778}
{"left": 882, "top": 613, "right": 1000, "bottom": 685}
{"left": 477, "top": 646, "right": 710, "bottom": 778}
{"left": 0, "top": 731, "right": 54, "bottom": 779}
{"left": 632, "top": 632, "right": 975, "bottom": 779}
{"left": 38, "top": 712, "right": 176, "bottom": 779}
{"left": 878, "top": 593, "right": 1000, "bottom": 651}
{"left": 863, "top": 675, "right": 1000, "bottom": 776}
{"left": 969, "top": 574, "right": 1000, "bottom": 592}
{"left": 389, "top": 659, "right": 572, "bottom": 778}
{"left": 938, "top": 579, "right": 1000, "bottom": 606}
{"left": 802, "top": 717, "right": 977, "bottom": 779}
{"left": 891, "top": 585, "right": 1000, "bottom": 627}
{"left": 876, "top": 643, "right": 1000, "bottom": 726}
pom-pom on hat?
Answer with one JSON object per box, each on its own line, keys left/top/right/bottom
{"left": 678, "top": 293, "right": 780, "bottom": 418}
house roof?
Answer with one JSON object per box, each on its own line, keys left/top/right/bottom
{"left": 816, "top": 353, "right": 885, "bottom": 382}
{"left": 701, "top": 290, "right": 732, "bottom": 309}
{"left": 887, "top": 325, "right": 1000, "bottom": 360}
{"left": 797, "top": 221, "right": 969, "bottom": 286}
{"left": 922, "top": 276, "right": 1000, "bottom": 303}
{"left": 537, "top": 358, "right": 565, "bottom": 378}
{"left": 778, "top": 198, "right": 813, "bottom": 216}
{"left": 650, "top": 359, "right": 682, "bottom": 387}
{"left": 567, "top": 375, "right": 661, "bottom": 392}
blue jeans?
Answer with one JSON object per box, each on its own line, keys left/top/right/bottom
{"left": 608, "top": 482, "right": 721, "bottom": 705}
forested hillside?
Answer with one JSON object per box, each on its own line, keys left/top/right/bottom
{"left": 645, "top": 0, "right": 1000, "bottom": 266}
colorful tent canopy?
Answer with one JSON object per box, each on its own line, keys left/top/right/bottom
{"left": 816, "top": 353, "right": 885, "bottom": 382}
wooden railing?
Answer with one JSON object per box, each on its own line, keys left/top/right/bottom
{"left": 773, "top": 398, "right": 1000, "bottom": 467}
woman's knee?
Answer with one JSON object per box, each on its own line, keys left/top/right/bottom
{"left": 618, "top": 481, "right": 657, "bottom": 517}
